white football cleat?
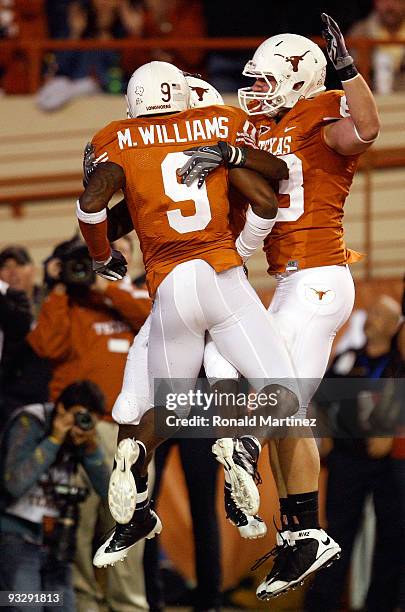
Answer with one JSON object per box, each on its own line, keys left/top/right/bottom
{"left": 108, "top": 438, "right": 145, "bottom": 524}
{"left": 212, "top": 436, "right": 261, "bottom": 515}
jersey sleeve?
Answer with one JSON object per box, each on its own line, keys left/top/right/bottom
{"left": 305, "top": 90, "right": 351, "bottom": 134}
{"left": 91, "top": 121, "right": 123, "bottom": 168}
{"left": 224, "top": 106, "right": 258, "bottom": 149}
{"left": 320, "top": 90, "right": 351, "bottom": 122}
{"left": 235, "top": 117, "right": 258, "bottom": 149}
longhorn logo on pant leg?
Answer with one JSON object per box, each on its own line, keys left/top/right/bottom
{"left": 310, "top": 288, "right": 332, "bottom": 301}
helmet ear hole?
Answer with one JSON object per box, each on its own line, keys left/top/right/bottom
{"left": 293, "top": 81, "right": 305, "bottom": 91}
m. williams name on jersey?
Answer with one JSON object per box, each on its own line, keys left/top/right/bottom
{"left": 117, "top": 116, "right": 229, "bottom": 149}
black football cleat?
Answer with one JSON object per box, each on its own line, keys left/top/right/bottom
{"left": 256, "top": 528, "right": 341, "bottom": 600}
{"left": 93, "top": 509, "right": 161, "bottom": 568}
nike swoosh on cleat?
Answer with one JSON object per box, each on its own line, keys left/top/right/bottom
{"left": 321, "top": 537, "right": 331, "bottom": 545}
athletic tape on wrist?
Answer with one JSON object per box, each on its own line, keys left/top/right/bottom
{"left": 236, "top": 206, "right": 277, "bottom": 261}
{"left": 227, "top": 144, "right": 247, "bottom": 167}
{"left": 76, "top": 200, "right": 107, "bottom": 224}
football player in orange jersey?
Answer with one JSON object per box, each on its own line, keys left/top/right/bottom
{"left": 198, "top": 14, "right": 380, "bottom": 599}
{"left": 77, "top": 61, "right": 302, "bottom": 568}
{"left": 100, "top": 77, "right": 267, "bottom": 541}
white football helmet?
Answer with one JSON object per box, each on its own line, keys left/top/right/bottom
{"left": 126, "top": 61, "right": 190, "bottom": 118}
{"left": 238, "top": 34, "right": 327, "bottom": 117}
{"left": 185, "top": 75, "right": 224, "bottom": 107}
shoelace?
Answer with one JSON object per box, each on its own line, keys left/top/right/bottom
{"left": 250, "top": 521, "right": 289, "bottom": 571}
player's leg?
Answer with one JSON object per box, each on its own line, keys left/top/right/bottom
{"left": 271, "top": 265, "right": 354, "bottom": 501}
{"left": 257, "top": 265, "right": 355, "bottom": 599}
{"left": 107, "top": 315, "right": 152, "bottom": 525}
{"left": 204, "top": 333, "right": 267, "bottom": 539}
{"left": 94, "top": 263, "right": 206, "bottom": 568}
{"left": 112, "top": 314, "right": 151, "bottom": 428}
{"left": 206, "top": 265, "right": 299, "bottom": 410}
{"left": 204, "top": 265, "right": 299, "bottom": 525}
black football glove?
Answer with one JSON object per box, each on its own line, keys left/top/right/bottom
{"left": 177, "top": 142, "right": 247, "bottom": 188}
{"left": 321, "top": 13, "right": 358, "bottom": 82}
{"left": 83, "top": 142, "right": 97, "bottom": 188}
{"left": 92, "top": 249, "right": 127, "bottom": 281}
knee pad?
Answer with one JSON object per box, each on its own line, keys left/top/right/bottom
{"left": 112, "top": 391, "right": 150, "bottom": 425}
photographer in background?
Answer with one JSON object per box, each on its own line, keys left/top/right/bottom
{"left": 27, "top": 235, "right": 151, "bottom": 612}
{"left": 28, "top": 235, "right": 150, "bottom": 410}
{"left": 0, "top": 380, "right": 109, "bottom": 612}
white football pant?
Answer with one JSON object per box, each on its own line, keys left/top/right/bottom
{"left": 112, "top": 259, "right": 298, "bottom": 424}
{"left": 199, "top": 264, "right": 355, "bottom": 412}
{"left": 268, "top": 264, "right": 355, "bottom": 408}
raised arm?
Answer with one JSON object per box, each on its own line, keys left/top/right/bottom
{"left": 321, "top": 13, "right": 380, "bottom": 155}
{"left": 77, "top": 162, "right": 127, "bottom": 280}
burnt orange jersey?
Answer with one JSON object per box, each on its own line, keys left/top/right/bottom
{"left": 92, "top": 105, "right": 248, "bottom": 296}
{"left": 250, "top": 90, "right": 363, "bottom": 274}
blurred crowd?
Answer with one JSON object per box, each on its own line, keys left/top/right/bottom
{"left": 0, "top": 0, "right": 404, "bottom": 105}
{"left": 0, "top": 236, "right": 404, "bottom": 611}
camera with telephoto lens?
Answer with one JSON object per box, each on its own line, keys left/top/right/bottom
{"left": 60, "top": 242, "right": 95, "bottom": 288}
{"left": 44, "top": 236, "right": 95, "bottom": 289}
{"left": 47, "top": 483, "right": 89, "bottom": 563}
{"left": 74, "top": 409, "right": 95, "bottom": 431}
